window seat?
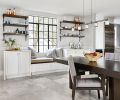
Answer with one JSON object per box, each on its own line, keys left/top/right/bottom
{"left": 31, "top": 57, "right": 54, "bottom": 64}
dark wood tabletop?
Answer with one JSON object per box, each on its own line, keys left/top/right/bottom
{"left": 54, "top": 57, "right": 120, "bottom": 79}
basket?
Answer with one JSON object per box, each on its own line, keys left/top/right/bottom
{"left": 84, "top": 52, "right": 102, "bottom": 62}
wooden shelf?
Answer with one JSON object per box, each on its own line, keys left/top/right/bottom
{"left": 105, "top": 31, "right": 114, "bottom": 33}
{"left": 60, "top": 28, "right": 84, "bottom": 31}
{"left": 3, "top": 14, "right": 28, "bottom": 19}
{"left": 3, "top": 33, "right": 28, "bottom": 36}
{"left": 61, "top": 20, "right": 84, "bottom": 24}
{"left": 60, "top": 20, "right": 85, "bottom": 41}
{"left": 60, "top": 35, "right": 85, "bottom": 38}
{"left": 3, "top": 23, "right": 28, "bottom": 27}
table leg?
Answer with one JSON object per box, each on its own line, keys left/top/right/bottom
{"left": 109, "top": 77, "right": 120, "bottom": 100}
{"left": 69, "top": 70, "right": 73, "bottom": 89}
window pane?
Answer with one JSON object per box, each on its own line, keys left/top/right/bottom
{"left": 34, "top": 17, "right": 38, "bottom": 23}
{"left": 39, "top": 32, "right": 44, "bottom": 38}
{"left": 53, "top": 39, "right": 57, "bottom": 45}
{"left": 49, "top": 32, "right": 53, "bottom": 38}
{"left": 44, "top": 46, "right": 48, "bottom": 52}
{"left": 44, "top": 25, "right": 48, "bottom": 31}
{"left": 39, "top": 46, "right": 44, "bottom": 52}
{"left": 49, "top": 39, "right": 53, "bottom": 45}
{"left": 29, "top": 31, "right": 33, "bottom": 38}
{"left": 29, "top": 16, "right": 33, "bottom": 22}
{"left": 34, "top": 24, "right": 38, "bottom": 31}
{"left": 53, "top": 33, "right": 57, "bottom": 38}
{"left": 39, "top": 24, "right": 43, "bottom": 31}
{"left": 49, "top": 26, "right": 52, "bottom": 32}
{"left": 53, "top": 19, "right": 57, "bottom": 24}
{"left": 53, "top": 26, "right": 57, "bottom": 32}
{"left": 39, "top": 17, "right": 43, "bottom": 23}
{"left": 49, "top": 39, "right": 57, "bottom": 45}
{"left": 29, "top": 39, "right": 33, "bottom": 45}
{"left": 33, "top": 46, "right": 38, "bottom": 52}
{"left": 44, "top": 39, "right": 48, "bottom": 45}
{"left": 33, "top": 31, "right": 38, "bottom": 38}
{"left": 29, "top": 24, "right": 33, "bottom": 30}
{"left": 44, "top": 18, "right": 48, "bottom": 24}
{"left": 49, "top": 18, "right": 52, "bottom": 24}
{"left": 39, "top": 39, "right": 43, "bottom": 45}
{"left": 44, "top": 32, "right": 48, "bottom": 38}
{"left": 33, "top": 39, "right": 38, "bottom": 45}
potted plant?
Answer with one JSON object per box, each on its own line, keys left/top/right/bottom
{"left": 4, "top": 38, "right": 16, "bottom": 50}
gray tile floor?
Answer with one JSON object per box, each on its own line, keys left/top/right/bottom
{"left": 0, "top": 72, "right": 108, "bottom": 100}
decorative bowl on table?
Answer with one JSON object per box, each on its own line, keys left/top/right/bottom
{"left": 84, "top": 52, "right": 102, "bottom": 62}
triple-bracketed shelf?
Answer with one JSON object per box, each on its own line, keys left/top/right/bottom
{"left": 3, "top": 14, "right": 28, "bottom": 40}
{"left": 60, "top": 20, "right": 85, "bottom": 41}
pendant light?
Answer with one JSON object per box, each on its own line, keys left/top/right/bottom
{"left": 83, "top": 0, "right": 89, "bottom": 29}
{"left": 85, "top": 0, "right": 109, "bottom": 26}
{"left": 105, "top": 20, "right": 110, "bottom": 25}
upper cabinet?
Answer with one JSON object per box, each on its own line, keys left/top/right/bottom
{"left": 3, "top": 14, "right": 29, "bottom": 40}
{"left": 60, "top": 20, "right": 85, "bottom": 41}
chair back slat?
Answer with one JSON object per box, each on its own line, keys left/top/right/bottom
{"left": 114, "top": 53, "right": 120, "bottom": 61}
{"left": 68, "top": 55, "right": 77, "bottom": 83}
{"left": 105, "top": 53, "right": 114, "bottom": 60}
{"left": 105, "top": 53, "right": 120, "bottom": 61}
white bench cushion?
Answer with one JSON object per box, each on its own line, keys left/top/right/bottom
{"left": 32, "top": 58, "right": 53, "bottom": 64}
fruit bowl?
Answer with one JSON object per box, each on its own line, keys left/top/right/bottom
{"left": 84, "top": 52, "right": 102, "bottom": 62}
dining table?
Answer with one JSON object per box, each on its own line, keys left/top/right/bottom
{"left": 54, "top": 57, "right": 120, "bottom": 100}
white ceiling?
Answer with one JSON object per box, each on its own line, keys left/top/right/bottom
{"left": 0, "top": 0, "right": 120, "bottom": 17}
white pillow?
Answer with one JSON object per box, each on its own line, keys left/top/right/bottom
{"left": 46, "top": 49, "right": 57, "bottom": 58}
{"left": 56, "top": 48, "right": 63, "bottom": 58}
{"left": 28, "top": 47, "right": 37, "bottom": 59}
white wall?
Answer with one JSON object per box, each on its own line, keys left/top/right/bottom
{"left": 0, "top": 8, "right": 95, "bottom": 77}
{"left": 95, "top": 14, "right": 105, "bottom": 49}
{"left": 59, "top": 16, "right": 96, "bottom": 50}
{"left": 0, "top": 8, "right": 60, "bottom": 77}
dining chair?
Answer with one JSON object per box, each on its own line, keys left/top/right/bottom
{"left": 105, "top": 53, "right": 114, "bottom": 60}
{"left": 105, "top": 52, "right": 120, "bottom": 96}
{"left": 68, "top": 55, "right": 106, "bottom": 100}
{"left": 105, "top": 52, "right": 120, "bottom": 61}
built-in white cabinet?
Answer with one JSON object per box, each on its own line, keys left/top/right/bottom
{"left": 4, "top": 51, "right": 31, "bottom": 80}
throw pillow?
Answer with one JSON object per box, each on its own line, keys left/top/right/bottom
{"left": 56, "top": 48, "right": 63, "bottom": 58}
{"left": 46, "top": 49, "right": 57, "bottom": 58}
{"left": 28, "top": 47, "right": 37, "bottom": 59}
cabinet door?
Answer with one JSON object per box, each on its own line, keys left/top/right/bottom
{"left": 5, "top": 52, "right": 19, "bottom": 76}
{"left": 19, "top": 52, "right": 30, "bottom": 74}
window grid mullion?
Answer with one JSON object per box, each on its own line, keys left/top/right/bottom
{"left": 29, "top": 16, "right": 57, "bottom": 53}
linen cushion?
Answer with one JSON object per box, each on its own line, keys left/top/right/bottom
{"left": 76, "top": 78, "right": 101, "bottom": 87}
{"left": 56, "top": 48, "right": 63, "bottom": 58}
{"left": 46, "top": 49, "right": 57, "bottom": 58}
{"left": 31, "top": 57, "right": 53, "bottom": 64}
{"left": 28, "top": 47, "right": 37, "bottom": 59}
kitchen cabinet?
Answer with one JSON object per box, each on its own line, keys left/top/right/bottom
{"left": 4, "top": 50, "right": 31, "bottom": 80}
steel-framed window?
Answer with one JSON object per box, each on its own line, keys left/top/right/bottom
{"left": 28, "top": 16, "right": 57, "bottom": 52}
